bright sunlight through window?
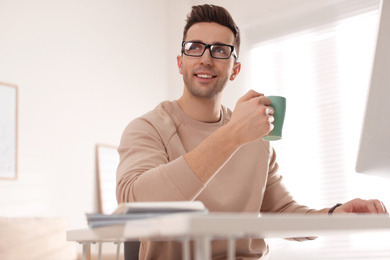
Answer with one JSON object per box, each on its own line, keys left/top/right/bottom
{"left": 249, "top": 6, "right": 390, "bottom": 260}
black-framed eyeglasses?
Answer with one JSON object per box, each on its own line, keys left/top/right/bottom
{"left": 182, "top": 41, "right": 237, "bottom": 60}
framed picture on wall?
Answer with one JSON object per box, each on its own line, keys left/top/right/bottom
{"left": 96, "top": 144, "right": 119, "bottom": 214}
{"left": 0, "top": 82, "right": 18, "bottom": 180}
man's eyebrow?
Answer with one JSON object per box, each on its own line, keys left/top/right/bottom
{"left": 184, "top": 39, "right": 201, "bottom": 42}
{"left": 187, "top": 40, "right": 232, "bottom": 45}
{"left": 212, "top": 41, "right": 231, "bottom": 45}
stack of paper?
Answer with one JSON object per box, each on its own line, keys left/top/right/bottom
{"left": 86, "top": 201, "right": 208, "bottom": 228}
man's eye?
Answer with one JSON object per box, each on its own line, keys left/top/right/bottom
{"left": 189, "top": 45, "right": 200, "bottom": 50}
{"left": 187, "top": 43, "right": 203, "bottom": 51}
{"left": 213, "top": 46, "right": 228, "bottom": 54}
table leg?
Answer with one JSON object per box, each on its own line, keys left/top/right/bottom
{"left": 227, "top": 238, "right": 236, "bottom": 260}
{"left": 181, "top": 237, "right": 190, "bottom": 260}
{"left": 98, "top": 242, "right": 102, "bottom": 260}
{"left": 81, "top": 242, "right": 91, "bottom": 260}
{"left": 115, "top": 241, "right": 122, "bottom": 260}
{"left": 194, "top": 236, "right": 211, "bottom": 260}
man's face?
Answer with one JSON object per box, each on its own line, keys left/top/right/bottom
{"left": 177, "top": 22, "right": 240, "bottom": 99}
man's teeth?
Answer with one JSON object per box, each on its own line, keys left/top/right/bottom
{"left": 197, "top": 74, "right": 214, "bottom": 78}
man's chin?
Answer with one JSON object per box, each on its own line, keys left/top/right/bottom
{"left": 189, "top": 88, "right": 219, "bottom": 99}
{"left": 183, "top": 76, "right": 226, "bottom": 98}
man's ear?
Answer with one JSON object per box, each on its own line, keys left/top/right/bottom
{"left": 177, "top": 55, "right": 183, "bottom": 75}
{"left": 230, "top": 62, "right": 241, "bottom": 81}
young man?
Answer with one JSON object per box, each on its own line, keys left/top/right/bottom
{"left": 116, "top": 4, "right": 387, "bottom": 259}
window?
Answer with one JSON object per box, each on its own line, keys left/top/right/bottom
{"left": 248, "top": 1, "right": 390, "bottom": 259}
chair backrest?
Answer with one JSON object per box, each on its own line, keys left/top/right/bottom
{"left": 124, "top": 241, "right": 140, "bottom": 260}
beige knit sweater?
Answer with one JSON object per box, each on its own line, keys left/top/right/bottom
{"left": 116, "top": 100, "right": 311, "bottom": 260}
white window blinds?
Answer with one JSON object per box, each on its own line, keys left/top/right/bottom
{"left": 247, "top": 0, "right": 390, "bottom": 259}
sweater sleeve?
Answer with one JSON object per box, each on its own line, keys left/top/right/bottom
{"left": 116, "top": 116, "right": 206, "bottom": 204}
{"left": 260, "top": 147, "right": 311, "bottom": 214}
{"left": 261, "top": 147, "right": 318, "bottom": 241}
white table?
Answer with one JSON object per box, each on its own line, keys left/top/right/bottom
{"left": 67, "top": 213, "right": 390, "bottom": 260}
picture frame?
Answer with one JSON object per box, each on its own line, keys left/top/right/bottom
{"left": 96, "top": 144, "right": 119, "bottom": 214}
{"left": 0, "top": 82, "right": 18, "bottom": 180}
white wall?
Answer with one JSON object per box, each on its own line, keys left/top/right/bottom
{"left": 0, "top": 0, "right": 169, "bottom": 229}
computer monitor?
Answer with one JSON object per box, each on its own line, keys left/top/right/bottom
{"left": 356, "top": 0, "right": 390, "bottom": 176}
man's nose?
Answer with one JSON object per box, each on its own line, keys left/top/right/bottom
{"left": 199, "top": 48, "right": 214, "bottom": 66}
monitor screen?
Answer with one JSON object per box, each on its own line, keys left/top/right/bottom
{"left": 356, "top": 0, "right": 390, "bottom": 176}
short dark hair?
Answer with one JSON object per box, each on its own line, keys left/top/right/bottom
{"left": 183, "top": 4, "right": 240, "bottom": 58}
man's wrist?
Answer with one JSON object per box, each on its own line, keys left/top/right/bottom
{"left": 328, "top": 203, "right": 343, "bottom": 215}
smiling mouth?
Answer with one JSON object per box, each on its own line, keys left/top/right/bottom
{"left": 195, "top": 73, "right": 216, "bottom": 79}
